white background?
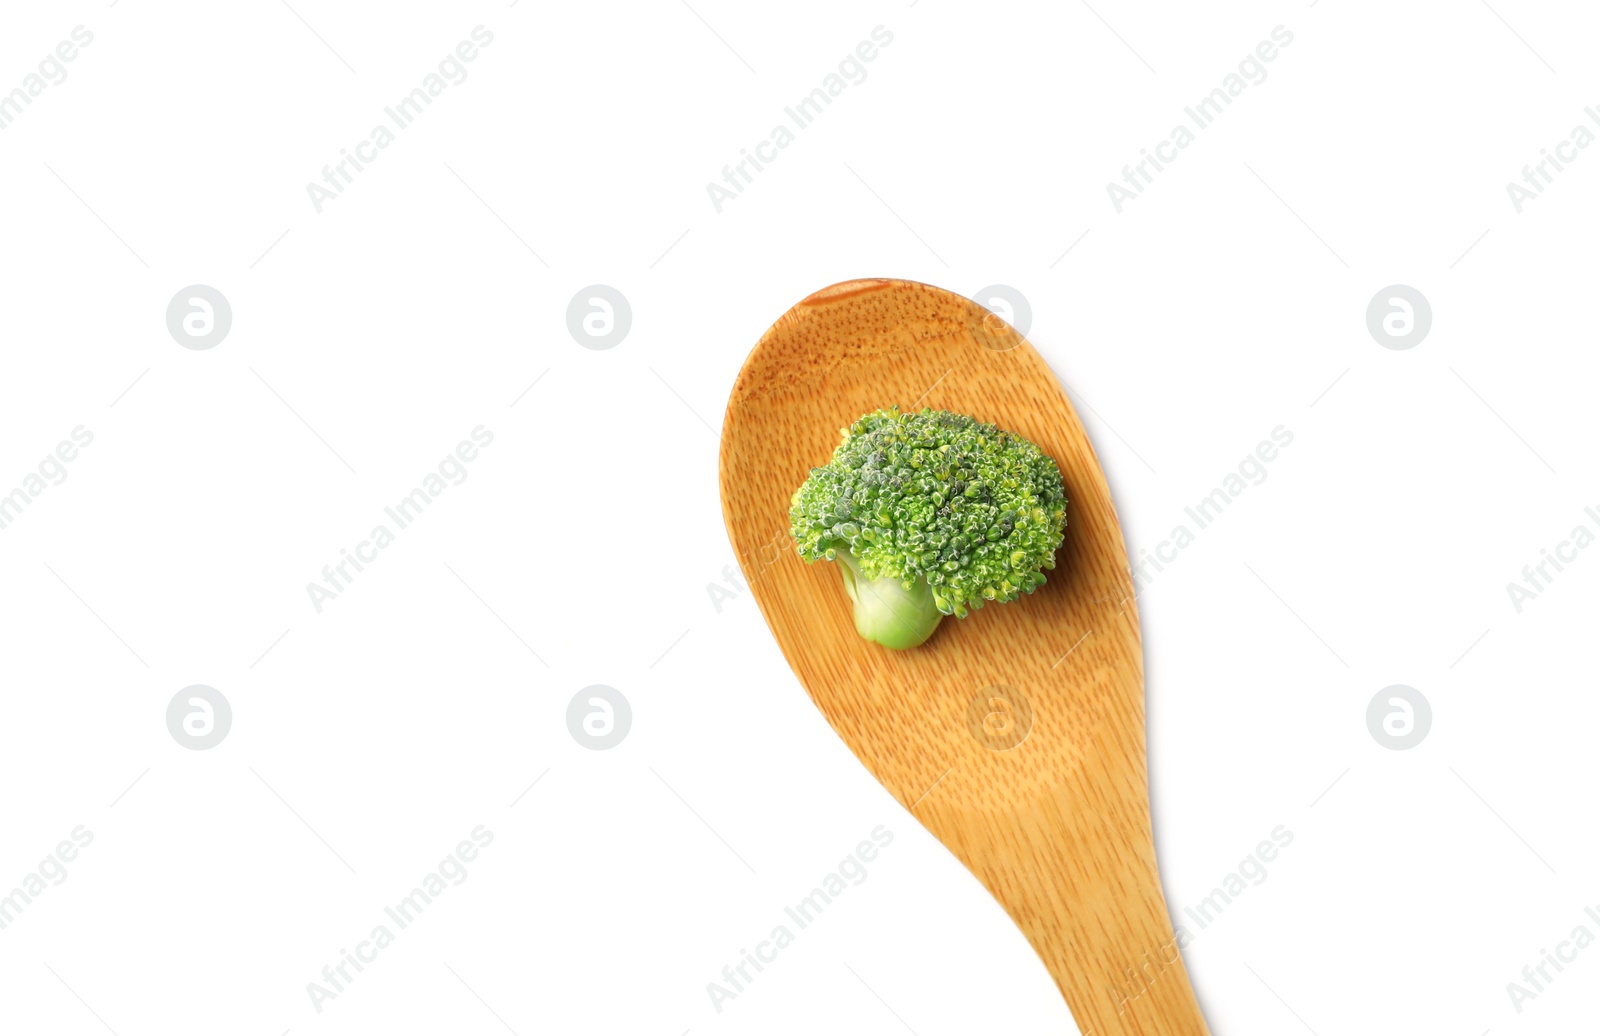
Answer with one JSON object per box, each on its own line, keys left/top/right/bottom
{"left": 0, "top": 1, "right": 1596, "bottom": 1033}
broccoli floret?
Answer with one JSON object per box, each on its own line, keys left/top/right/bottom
{"left": 789, "top": 407, "right": 1067, "bottom": 649}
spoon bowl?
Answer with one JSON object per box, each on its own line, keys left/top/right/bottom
{"left": 719, "top": 279, "right": 1210, "bottom": 1035}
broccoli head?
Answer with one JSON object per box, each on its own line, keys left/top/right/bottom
{"left": 789, "top": 407, "right": 1067, "bottom": 649}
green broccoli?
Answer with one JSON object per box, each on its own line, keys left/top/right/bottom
{"left": 789, "top": 407, "right": 1067, "bottom": 649}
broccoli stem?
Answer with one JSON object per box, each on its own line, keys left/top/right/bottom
{"left": 833, "top": 551, "right": 944, "bottom": 650}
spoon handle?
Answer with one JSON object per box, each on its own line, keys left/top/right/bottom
{"left": 924, "top": 787, "right": 1210, "bottom": 1035}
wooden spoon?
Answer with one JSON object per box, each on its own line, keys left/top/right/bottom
{"left": 718, "top": 279, "right": 1209, "bottom": 1036}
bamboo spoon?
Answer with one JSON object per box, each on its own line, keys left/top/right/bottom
{"left": 718, "top": 279, "right": 1210, "bottom": 1036}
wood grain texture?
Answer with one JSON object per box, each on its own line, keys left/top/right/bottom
{"left": 718, "top": 279, "right": 1209, "bottom": 1036}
